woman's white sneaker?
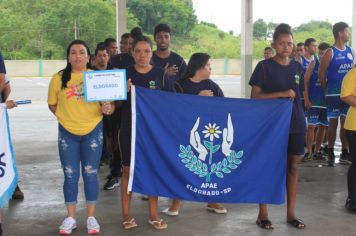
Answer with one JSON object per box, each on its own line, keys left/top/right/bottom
{"left": 87, "top": 216, "right": 100, "bottom": 234}
{"left": 59, "top": 217, "right": 77, "bottom": 235}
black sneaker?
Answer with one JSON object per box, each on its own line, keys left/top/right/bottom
{"left": 313, "top": 152, "right": 325, "bottom": 161}
{"left": 328, "top": 148, "right": 335, "bottom": 167}
{"left": 103, "top": 177, "right": 120, "bottom": 190}
{"left": 12, "top": 185, "right": 24, "bottom": 200}
{"left": 340, "top": 150, "right": 352, "bottom": 165}
{"left": 302, "top": 153, "right": 312, "bottom": 162}
{"left": 321, "top": 145, "right": 328, "bottom": 157}
{"left": 345, "top": 198, "right": 356, "bottom": 214}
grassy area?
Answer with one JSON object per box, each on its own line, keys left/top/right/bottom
{"left": 171, "top": 24, "right": 241, "bottom": 59}
{"left": 168, "top": 23, "right": 336, "bottom": 60}
{"left": 170, "top": 23, "right": 271, "bottom": 59}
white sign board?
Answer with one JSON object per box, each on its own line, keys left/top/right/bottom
{"left": 84, "top": 70, "right": 127, "bottom": 102}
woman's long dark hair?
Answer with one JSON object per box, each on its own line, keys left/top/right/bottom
{"left": 180, "top": 53, "right": 210, "bottom": 81}
{"left": 60, "top": 40, "right": 91, "bottom": 89}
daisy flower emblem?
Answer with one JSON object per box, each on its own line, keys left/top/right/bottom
{"left": 202, "top": 123, "right": 222, "bottom": 141}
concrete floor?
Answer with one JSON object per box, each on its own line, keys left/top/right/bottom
{"left": 1, "top": 78, "right": 355, "bottom": 236}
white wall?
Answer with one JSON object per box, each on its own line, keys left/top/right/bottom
{"left": 4, "top": 59, "right": 259, "bottom": 77}
{"left": 5, "top": 60, "right": 66, "bottom": 77}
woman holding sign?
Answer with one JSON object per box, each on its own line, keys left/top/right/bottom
{"left": 120, "top": 35, "right": 171, "bottom": 230}
{"left": 249, "top": 24, "right": 306, "bottom": 230}
{"left": 48, "top": 40, "right": 114, "bottom": 235}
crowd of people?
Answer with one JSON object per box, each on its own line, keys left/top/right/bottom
{"left": 45, "top": 23, "right": 221, "bottom": 234}
{"left": 1, "top": 21, "right": 356, "bottom": 235}
{"left": 264, "top": 23, "right": 355, "bottom": 167}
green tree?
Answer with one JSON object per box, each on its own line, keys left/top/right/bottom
{"left": 295, "top": 20, "right": 332, "bottom": 32}
{"left": 0, "top": 0, "right": 117, "bottom": 59}
{"left": 0, "top": 0, "right": 343, "bottom": 60}
{"left": 127, "top": 11, "right": 140, "bottom": 31}
{"left": 127, "top": 0, "right": 196, "bottom": 35}
{"left": 294, "top": 28, "right": 334, "bottom": 46}
{"left": 253, "top": 18, "right": 267, "bottom": 39}
{"left": 173, "top": 23, "right": 240, "bottom": 59}
{"left": 0, "top": 0, "right": 46, "bottom": 59}
{"left": 200, "top": 21, "right": 218, "bottom": 29}
{"left": 40, "top": 0, "right": 116, "bottom": 58}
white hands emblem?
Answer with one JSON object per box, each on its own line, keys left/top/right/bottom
{"left": 222, "top": 113, "right": 234, "bottom": 157}
{"left": 190, "top": 117, "right": 208, "bottom": 161}
{"left": 190, "top": 114, "right": 234, "bottom": 161}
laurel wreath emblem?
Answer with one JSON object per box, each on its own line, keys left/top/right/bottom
{"left": 179, "top": 145, "right": 243, "bottom": 182}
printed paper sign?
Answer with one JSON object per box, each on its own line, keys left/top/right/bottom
{"left": 84, "top": 70, "right": 127, "bottom": 102}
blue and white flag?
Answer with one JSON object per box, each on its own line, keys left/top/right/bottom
{"left": 129, "top": 86, "right": 292, "bottom": 204}
{"left": 0, "top": 105, "right": 18, "bottom": 207}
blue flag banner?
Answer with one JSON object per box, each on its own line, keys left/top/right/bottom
{"left": 129, "top": 86, "right": 292, "bottom": 204}
{"left": 0, "top": 105, "right": 18, "bottom": 208}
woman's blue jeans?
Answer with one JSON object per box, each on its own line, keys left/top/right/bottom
{"left": 58, "top": 121, "right": 103, "bottom": 205}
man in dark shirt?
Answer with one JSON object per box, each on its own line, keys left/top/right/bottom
{"left": 92, "top": 44, "right": 112, "bottom": 70}
{"left": 110, "top": 33, "right": 135, "bottom": 69}
{"left": 104, "top": 38, "right": 118, "bottom": 59}
{"left": 119, "top": 33, "right": 132, "bottom": 54}
{"left": 92, "top": 45, "right": 122, "bottom": 190}
{"left": 152, "top": 24, "right": 187, "bottom": 87}
{"left": 263, "top": 47, "right": 273, "bottom": 59}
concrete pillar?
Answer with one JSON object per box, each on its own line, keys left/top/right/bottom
{"left": 241, "top": 0, "right": 253, "bottom": 98}
{"left": 352, "top": 0, "right": 356, "bottom": 50}
{"left": 116, "top": 0, "right": 127, "bottom": 43}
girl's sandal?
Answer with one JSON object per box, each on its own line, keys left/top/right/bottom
{"left": 148, "top": 219, "right": 168, "bottom": 230}
{"left": 256, "top": 218, "right": 274, "bottom": 230}
{"left": 122, "top": 218, "right": 138, "bottom": 230}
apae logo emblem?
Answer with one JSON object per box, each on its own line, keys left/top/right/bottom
{"left": 178, "top": 113, "right": 243, "bottom": 182}
{"left": 294, "top": 74, "right": 301, "bottom": 84}
{"left": 149, "top": 81, "right": 156, "bottom": 89}
{"left": 347, "top": 52, "right": 353, "bottom": 61}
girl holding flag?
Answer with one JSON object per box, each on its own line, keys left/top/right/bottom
{"left": 120, "top": 35, "right": 172, "bottom": 230}
{"left": 249, "top": 23, "right": 306, "bottom": 230}
{"left": 162, "top": 52, "right": 226, "bottom": 216}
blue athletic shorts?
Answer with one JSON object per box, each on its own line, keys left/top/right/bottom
{"left": 288, "top": 133, "right": 305, "bottom": 156}
{"left": 326, "top": 95, "right": 349, "bottom": 119}
{"left": 307, "top": 107, "right": 328, "bottom": 126}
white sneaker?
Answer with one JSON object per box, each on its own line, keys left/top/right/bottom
{"left": 162, "top": 208, "right": 179, "bottom": 216}
{"left": 59, "top": 217, "right": 77, "bottom": 235}
{"left": 87, "top": 216, "right": 100, "bottom": 234}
